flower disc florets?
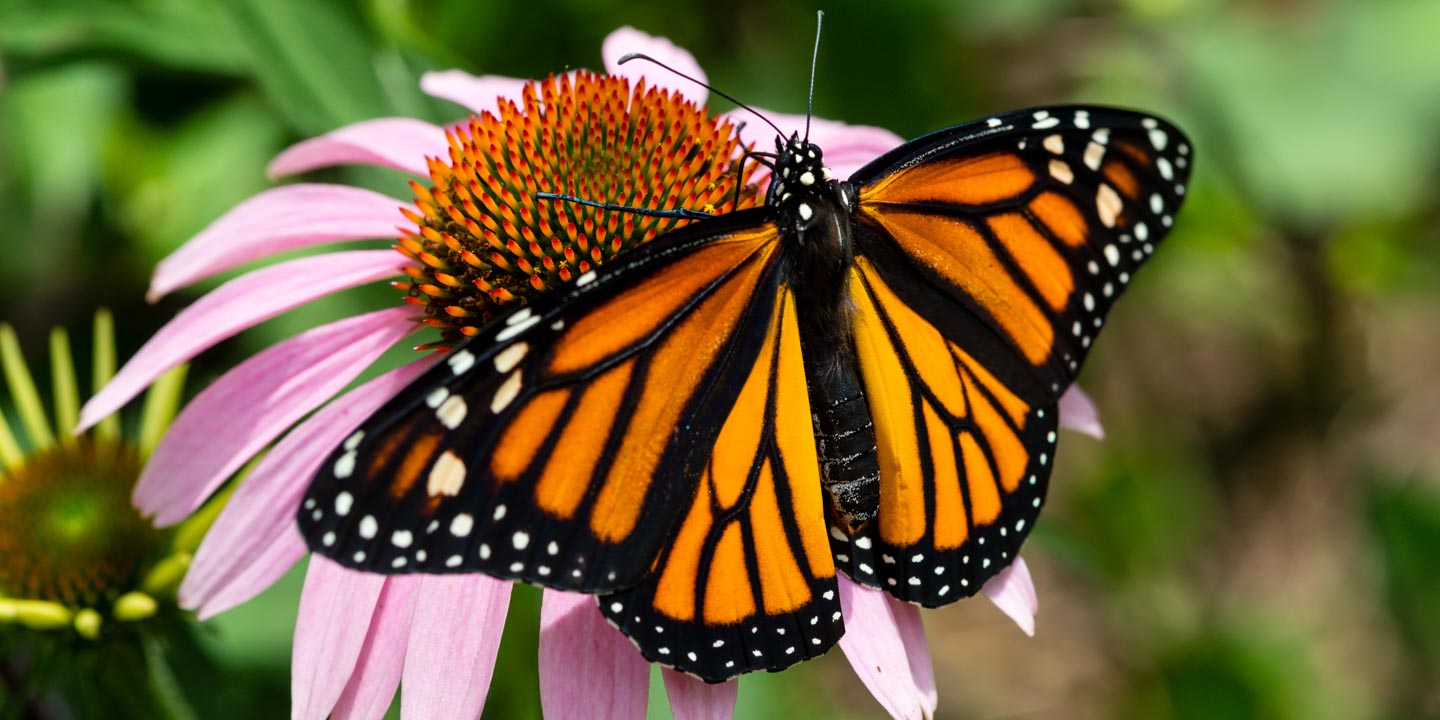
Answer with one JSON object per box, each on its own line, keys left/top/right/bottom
{"left": 0, "top": 440, "right": 165, "bottom": 607}
{"left": 396, "top": 70, "right": 762, "bottom": 348}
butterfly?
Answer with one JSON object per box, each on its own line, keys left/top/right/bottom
{"left": 298, "top": 103, "right": 1191, "bottom": 682}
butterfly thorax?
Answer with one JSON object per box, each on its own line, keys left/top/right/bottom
{"left": 767, "top": 134, "right": 881, "bottom": 532}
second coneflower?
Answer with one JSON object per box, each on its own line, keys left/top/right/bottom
{"left": 78, "top": 28, "right": 1101, "bottom": 720}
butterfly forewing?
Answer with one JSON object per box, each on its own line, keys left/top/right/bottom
{"left": 851, "top": 106, "right": 1192, "bottom": 401}
{"left": 299, "top": 211, "right": 789, "bottom": 593}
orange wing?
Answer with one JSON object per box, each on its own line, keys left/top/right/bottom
{"left": 850, "top": 107, "right": 1192, "bottom": 402}
{"left": 299, "top": 211, "right": 790, "bottom": 595}
{"left": 831, "top": 107, "right": 1190, "bottom": 602}
{"left": 600, "top": 289, "right": 842, "bottom": 682}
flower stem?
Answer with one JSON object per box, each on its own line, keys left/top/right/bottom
{"left": 143, "top": 636, "right": 197, "bottom": 720}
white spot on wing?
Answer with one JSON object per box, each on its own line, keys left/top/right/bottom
{"left": 427, "top": 450, "right": 466, "bottom": 497}
{"left": 436, "top": 394, "right": 468, "bottom": 430}
{"left": 1084, "top": 141, "right": 1105, "bottom": 171}
{"left": 493, "top": 342, "right": 528, "bottom": 373}
{"left": 1048, "top": 159, "right": 1073, "bottom": 184}
{"left": 490, "top": 370, "right": 523, "bottom": 413}
{"left": 1096, "top": 183, "right": 1123, "bottom": 228}
{"left": 447, "top": 350, "right": 476, "bottom": 375}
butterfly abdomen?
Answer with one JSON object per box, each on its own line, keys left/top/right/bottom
{"left": 801, "top": 333, "right": 880, "bottom": 530}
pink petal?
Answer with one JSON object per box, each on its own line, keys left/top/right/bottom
{"left": 333, "top": 577, "right": 422, "bottom": 720}
{"left": 662, "top": 670, "right": 737, "bottom": 720}
{"left": 981, "top": 556, "right": 1038, "bottom": 637}
{"left": 887, "top": 599, "right": 937, "bottom": 717}
{"left": 135, "top": 306, "right": 415, "bottom": 526}
{"left": 420, "top": 70, "right": 529, "bottom": 117}
{"left": 725, "top": 107, "right": 906, "bottom": 183}
{"left": 268, "top": 118, "right": 448, "bottom": 179}
{"left": 538, "top": 591, "right": 649, "bottom": 720}
{"left": 292, "top": 557, "right": 387, "bottom": 720}
{"left": 602, "top": 27, "right": 707, "bottom": 106}
{"left": 1058, "top": 385, "right": 1105, "bottom": 440}
{"left": 401, "top": 575, "right": 513, "bottom": 719}
{"left": 78, "top": 249, "right": 409, "bottom": 432}
{"left": 837, "top": 576, "right": 930, "bottom": 720}
{"left": 148, "top": 186, "right": 406, "bottom": 301}
{"left": 180, "top": 359, "right": 431, "bottom": 618}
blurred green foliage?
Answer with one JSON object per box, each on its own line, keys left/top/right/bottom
{"left": 3, "top": 0, "right": 1439, "bottom": 717}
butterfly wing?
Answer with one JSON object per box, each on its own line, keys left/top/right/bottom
{"left": 598, "top": 288, "right": 842, "bottom": 682}
{"left": 834, "top": 106, "right": 1192, "bottom": 604}
{"left": 298, "top": 209, "right": 791, "bottom": 594}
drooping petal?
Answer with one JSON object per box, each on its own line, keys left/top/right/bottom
{"left": 148, "top": 187, "right": 405, "bottom": 301}
{"left": 421, "top": 70, "right": 529, "bottom": 117}
{"left": 602, "top": 27, "right": 707, "bottom": 106}
{"left": 1058, "top": 385, "right": 1105, "bottom": 440}
{"left": 78, "top": 250, "right": 409, "bottom": 431}
{"left": 837, "top": 576, "right": 930, "bottom": 720}
{"left": 134, "top": 306, "right": 415, "bottom": 526}
{"left": 724, "top": 107, "right": 906, "bottom": 182}
{"left": 662, "top": 670, "right": 738, "bottom": 720}
{"left": 268, "top": 118, "right": 448, "bottom": 179}
{"left": 888, "top": 598, "right": 937, "bottom": 717}
{"left": 401, "top": 575, "right": 513, "bottom": 719}
{"left": 332, "top": 577, "right": 422, "bottom": 720}
{"left": 180, "top": 359, "right": 432, "bottom": 618}
{"left": 981, "top": 556, "right": 1038, "bottom": 637}
{"left": 292, "top": 557, "right": 387, "bottom": 720}
{"left": 538, "top": 591, "right": 649, "bottom": 720}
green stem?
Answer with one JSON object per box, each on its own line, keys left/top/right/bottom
{"left": 143, "top": 637, "right": 198, "bottom": 720}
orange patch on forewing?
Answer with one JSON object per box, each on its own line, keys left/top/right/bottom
{"left": 750, "top": 460, "right": 812, "bottom": 614}
{"left": 987, "top": 213, "right": 1075, "bottom": 312}
{"left": 952, "top": 345, "right": 1030, "bottom": 428}
{"left": 491, "top": 388, "right": 569, "bottom": 484}
{"left": 365, "top": 418, "right": 412, "bottom": 482}
{"left": 769, "top": 299, "right": 833, "bottom": 579}
{"left": 850, "top": 272, "right": 926, "bottom": 547}
{"left": 1113, "top": 139, "right": 1152, "bottom": 165}
{"left": 1027, "top": 191, "right": 1088, "bottom": 248}
{"left": 547, "top": 227, "right": 777, "bottom": 376}
{"left": 960, "top": 432, "right": 1002, "bottom": 525}
{"left": 925, "top": 403, "right": 969, "bottom": 550}
{"left": 532, "top": 362, "right": 634, "bottom": 518}
{"left": 860, "top": 152, "right": 1035, "bottom": 207}
{"left": 857, "top": 215, "right": 1054, "bottom": 366}
{"left": 588, "top": 244, "right": 777, "bottom": 543}
{"left": 390, "top": 431, "right": 442, "bottom": 499}
{"left": 970, "top": 389, "right": 1028, "bottom": 493}
{"left": 862, "top": 269, "right": 968, "bottom": 419}
{"left": 1103, "top": 159, "right": 1141, "bottom": 199}
{"left": 653, "top": 483, "right": 712, "bottom": 621}
{"left": 703, "top": 522, "right": 757, "bottom": 624}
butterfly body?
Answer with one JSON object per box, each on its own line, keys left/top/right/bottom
{"left": 299, "top": 105, "right": 1192, "bottom": 682}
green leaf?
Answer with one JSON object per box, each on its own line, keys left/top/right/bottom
{"left": 217, "top": 0, "right": 398, "bottom": 134}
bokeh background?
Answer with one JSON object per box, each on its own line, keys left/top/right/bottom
{"left": 3, "top": 0, "right": 1439, "bottom": 717}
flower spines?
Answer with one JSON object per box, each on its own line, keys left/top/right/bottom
{"left": 396, "top": 69, "right": 761, "bottom": 348}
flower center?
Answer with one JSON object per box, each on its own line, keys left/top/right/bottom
{"left": 396, "top": 70, "right": 763, "bottom": 349}
{"left": 0, "top": 439, "right": 169, "bottom": 606}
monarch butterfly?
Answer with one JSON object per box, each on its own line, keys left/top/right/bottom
{"left": 298, "top": 61, "right": 1191, "bottom": 681}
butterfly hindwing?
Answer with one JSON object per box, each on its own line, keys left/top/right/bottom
{"left": 850, "top": 105, "right": 1192, "bottom": 401}
{"left": 831, "top": 260, "right": 1058, "bottom": 605}
{"left": 299, "top": 211, "right": 789, "bottom": 593}
{"left": 599, "top": 288, "right": 842, "bottom": 681}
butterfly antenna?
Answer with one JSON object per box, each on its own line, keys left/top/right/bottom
{"left": 805, "top": 10, "right": 824, "bottom": 142}
{"left": 536, "top": 192, "right": 715, "bottom": 220}
{"left": 619, "top": 53, "right": 785, "bottom": 138}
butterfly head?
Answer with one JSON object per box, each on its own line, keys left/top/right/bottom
{"left": 768, "top": 132, "right": 834, "bottom": 210}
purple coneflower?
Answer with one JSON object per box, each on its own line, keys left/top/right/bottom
{"left": 77, "top": 28, "right": 1103, "bottom": 719}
